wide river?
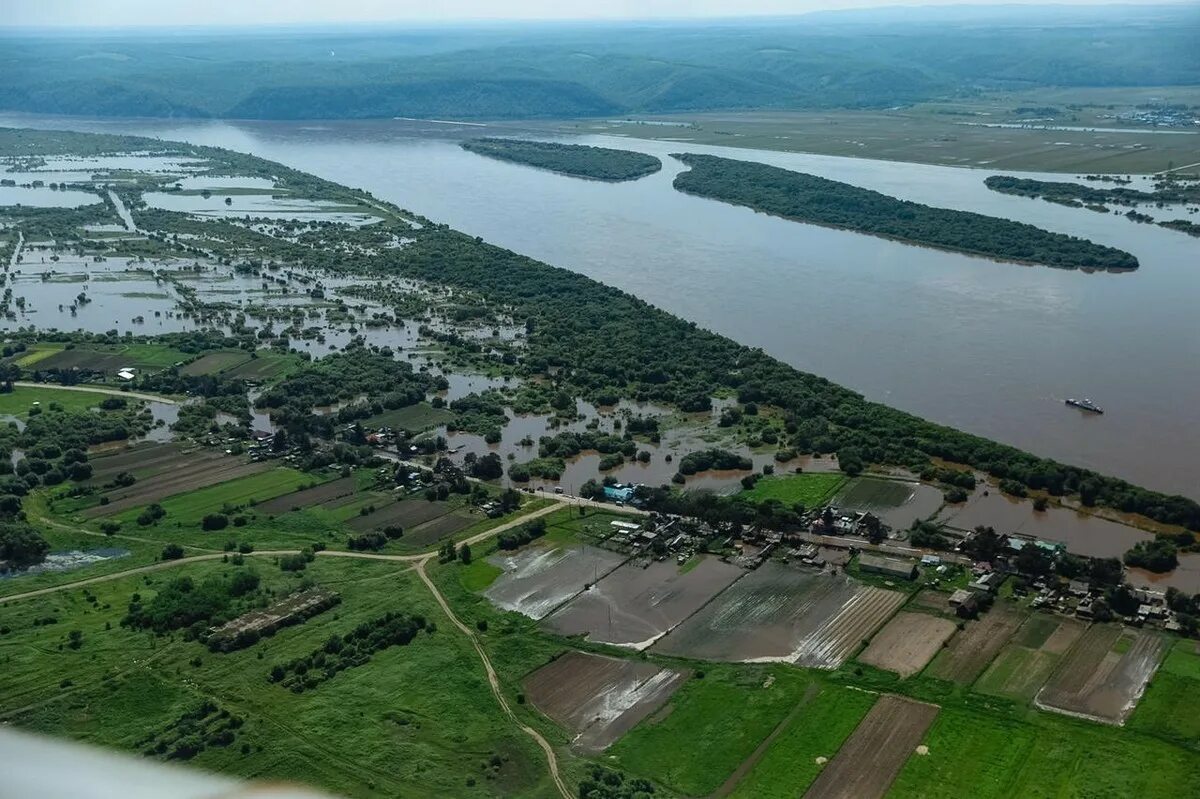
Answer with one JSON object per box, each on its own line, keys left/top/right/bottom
{"left": 3, "top": 114, "right": 1198, "bottom": 499}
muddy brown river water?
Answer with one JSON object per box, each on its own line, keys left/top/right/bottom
{"left": 2, "top": 113, "right": 1197, "bottom": 502}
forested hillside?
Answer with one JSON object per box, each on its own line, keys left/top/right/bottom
{"left": 0, "top": 5, "right": 1196, "bottom": 120}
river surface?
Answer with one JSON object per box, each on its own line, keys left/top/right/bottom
{"left": 1, "top": 114, "right": 1197, "bottom": 499}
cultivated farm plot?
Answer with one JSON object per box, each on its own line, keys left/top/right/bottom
{"left": 84, "top": 457, "right": 270, "bottom": 517}
{"left": 544, "top": 556, "right": 743, "bottom": 649}
{"left": 348, "top": 499, "right": 449, "bottom": 531}
{"left": 1035, "top": 625, "right": 1168, "bottom": 724}
{"left": 925, "top": 602, "right": 1027, "bottom": 684}
{"left": 803, "top": 695, "right": 939, "bottom": 799}
{"left": 485, "top": 544, "right": 626, "bottom": 620}
{"left": 256, "top": 477, "right": 357, "bottom": 514}
{"left": 402, "top": 513, "right": 475, "bottom": 548}
{"left": 523, "top": 651, "right": 687, "bottom": 754}
{"left": 654, "top": 561, "right": 905, "bottom": 668}
{"left": 178, "top": 349, "right": 251, "bottom": 376}
{"left": 974, "top": 614, "right": 1086, "bottom": 702}
{"left": 857, "top": 612, "right": 957, "bottom": 678}
{"left": 84, "top": 442, "right": 191, "bottom": 483}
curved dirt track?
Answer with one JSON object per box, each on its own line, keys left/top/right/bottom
{"left": 416, "top": 557, "right": 570, "bottom": 799}
{"left": 1, "top": 501, "right": 574, "bottom": 795}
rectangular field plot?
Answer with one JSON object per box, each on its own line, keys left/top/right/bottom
{"left": 803, "top": 695, "right": 939, "bottom": 799}
{"left": 725, "top": 684, "right": 878, "bottom": 799}
{"left": 974, "top": 614, "right": 1086, "bottom": 702}
{"left": 484, "top": 545, "right": 626, "bottom": 620}
{"left": 1130, "top": 639, "right": 1200, "bottom": 746}
{"left": 833, "top": 478, "right": 943, "bottom": 528}
{"left": 1035, "top": 625, "right": 1168, "bottom": 724}
{"left": 256, "top": 477, "right": 357, "bottom": 513}
{"left": 179, "top": 349, "right": 251, "bottom": 376}
{"left": 84, "top": 457, "right": 271, "bottom": 517}
{"left": 402, "top": 512, "right": 475, "bottom": 548}
{"left": 523, "top": 651, "right": 686, "bottom": 754}
{"left": 348, "top": 499, "right": 449, "bottom": 532}
{"left": 924, "top": 603, "right": 1026, "bottom": 684}
{"left": 544, "top": 556, "right": 743, "bottom": 649}
{"left": 857, "top": 612, "right": 957, "bottom": 678}
{"left": 653, "top": 562, "right": 905, "bottom": 668}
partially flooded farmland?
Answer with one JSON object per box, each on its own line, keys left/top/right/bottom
{"left": 522, "top": 651, "right": 687, "bottom": 753}
{"left": 484, "top": 544, "right": 625, "bottom": 620}
{"left": 653, "top": 561, "right": 905, "bottom": 668}
{"left": 1036, "top": 625, "right": 1169, "bottom": 724}
{"left": 543, "top": 555, "right": 743, "bottom": 649}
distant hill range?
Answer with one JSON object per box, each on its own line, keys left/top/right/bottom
{"left": 0, "top": 4, "right": 1197, "bottom": 120}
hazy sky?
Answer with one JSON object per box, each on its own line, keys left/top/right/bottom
{"left": 2, "top": 0, "right": 1176, "bottom": 28}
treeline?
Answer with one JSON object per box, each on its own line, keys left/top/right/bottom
{"left": 268, "top": 612, "right": 428, "bottom": 693}
{"left": 673, "top": 154, "right": 1139, "bottom": 270}
{"left": 379, "top": 227, "right": 1199, "bottom": 531}
{"left": 460, "top": 139, "right": 661, "bottom": 182}
{"left": 122, "top": 571, "right": 263, "bottom": 638}
{"left": 255, "top": 348, "right": 432, "bottom": 436}
{"left": 985, "top": 174, "right": 1200, "bottom": 207}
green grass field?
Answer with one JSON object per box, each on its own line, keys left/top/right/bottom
{"left": 737, "top": 472, "right": 847, "bottom": 507}
{"left": 889, "top": 703, "right": 1200, "bottom": 798}
{"left": 364, "top": 402, "right": 454, "bottom": 433}
{"left": 0, "top": 558, "right": 561, "bottom": 798}
{"left": 727, "top": 683, "right": 876, "bottom": 799}
{"left": 1130, "top": 639, "right": 1200, "bottom": 749}
{"left": 607, "top": 665, "right": 815, "bottom": 796}
{"left": 0, "top": 385, "right": 104, "bottom": 416}
{"left": 12, "top": 344, "right": 65, "bottom": 368}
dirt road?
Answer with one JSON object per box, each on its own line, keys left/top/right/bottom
{"left": 416, "top": 556, "right": 570, "bottom": 799}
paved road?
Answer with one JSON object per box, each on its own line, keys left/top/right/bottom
{"left": 13, "top": 381, "right": 178, "bottom": 404}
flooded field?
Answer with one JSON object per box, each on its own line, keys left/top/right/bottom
{"left": 0, "top": 185, "right": 99, "bottom": 206}
{"left": 543, "top": 555, "right": 743, "bottom": 649}
{"left": 856, "top": 611, "right": 957, "bottom": 678}
{"left": 142, "top": 190, "right": 379, "bottom": 225}
{"left": 483, "top": 544, "right": 625, "bottom": 620}
{"left": 652, "top": 561, "right": 906, "bottom": 668}
{"left": 0, "top": 547, "right": 129, "bottom": 579}
{"left": 522, "top": 651, "right": 687, "bottom": 753}
{"left": 1035, "top": 625, "right": 1169, "bottom": 724}
{"left": 834, "top": 478, "right": 944, "bottom": 529}
{"left": 937, "top": 489, "right": 1153, "bottom": 559}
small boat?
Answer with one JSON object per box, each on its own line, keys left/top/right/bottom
{"left": 1065, "top": 398, "right": 1103, "bottom": 414}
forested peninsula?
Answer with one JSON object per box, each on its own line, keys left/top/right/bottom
{"left": 672, "top": 154, "right": 1139, "bottom": 270}
{"left": 460, "top": 138, "right": 662, "bottom": 181}
{"left": 4, "top": 127, "right": 1196, "bottom": 535}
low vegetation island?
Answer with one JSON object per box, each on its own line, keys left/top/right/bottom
{"left": 460, "top": 138, "right": 662, "bottom": 181}
{"left": 672, "top": 153, "right": 1140, "bottom": 270}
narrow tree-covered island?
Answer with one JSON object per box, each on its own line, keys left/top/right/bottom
{"left": 461, "top": 138, "right": 662, "bottom": 181}
{"left": 673, "top": 154, "right": 1139, "bottom": 270}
